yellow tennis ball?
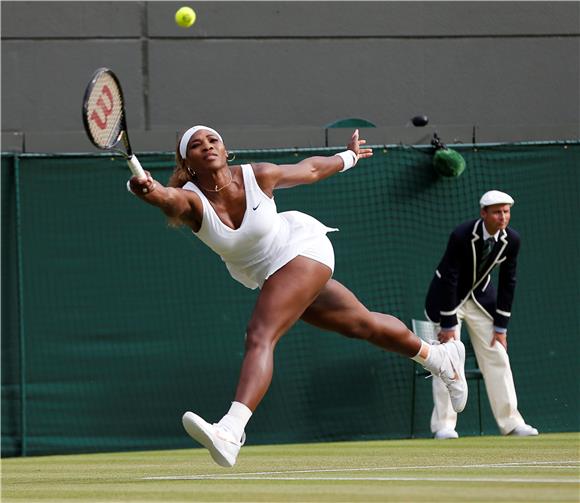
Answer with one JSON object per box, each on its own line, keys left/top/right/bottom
{"left": 175, "top": 6, "right": 196, "bottom": 28}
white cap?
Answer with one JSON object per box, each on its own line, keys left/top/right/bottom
{"left": 479, "top": 190, "right": 514, "bottom": 208}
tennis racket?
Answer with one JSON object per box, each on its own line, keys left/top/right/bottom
{"left": 82, "top": 67, "right": 146, "bottom": 180}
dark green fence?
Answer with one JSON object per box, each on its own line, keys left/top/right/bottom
{"left": 2, "top": 142, "right": 579, "bottom": 457}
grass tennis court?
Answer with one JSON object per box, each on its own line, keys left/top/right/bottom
{"left": 3, "top": 432, "right": 578, "bottom": 502}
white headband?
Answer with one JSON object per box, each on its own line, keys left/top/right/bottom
{"left": 179, "top": 125, "right": 224, "bottom": 159}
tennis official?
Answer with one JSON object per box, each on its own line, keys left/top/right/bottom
{"left": 425, "top": 190, "right": 538, "bottom": 439}
{"left": 128, "top": 126, "right": 468, "bottom": 467}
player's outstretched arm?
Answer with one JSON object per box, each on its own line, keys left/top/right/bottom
{"left": 256, "top": 129, "right": 373, "bottom": 191}
{"left": 128, "top": 171, "right": 201, "bottom": 226}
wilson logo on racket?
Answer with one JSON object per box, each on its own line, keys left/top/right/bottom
{"left": 90, "top": 85, "right": 114, "bottom": 130}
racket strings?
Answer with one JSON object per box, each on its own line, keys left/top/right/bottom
{"left": 85, "top": 72, "right": 124, "bottom": 149}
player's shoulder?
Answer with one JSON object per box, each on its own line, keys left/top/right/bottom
{"left": 179, "top": 180, "right": 199, "bottom": 194}
{"left": 251, "top": 161, "right": 278, "bottom": 174}
{"left": 176, "top": 182, "right": 203, "bottom": 204}
{"left": 250, "top": 161, "right": 282, "bottom": 182}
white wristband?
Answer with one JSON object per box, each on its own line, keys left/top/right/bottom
{"left": 335, "top": 150, "right": 358, "bottom": 172}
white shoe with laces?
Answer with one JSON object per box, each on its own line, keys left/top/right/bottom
{"left": 182, "top": 411, "right": 245, "bottom": 467}
{"left": 508, "top": 424, "right": 539, "bottom": 436}
{"left": 426, "top": 340, "right": 468, "bottom": 413}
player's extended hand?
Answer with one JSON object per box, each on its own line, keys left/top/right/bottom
{"left": 347, "top": 129, "right": 373, "bottom": 161}
{"left": 491, "top": 331, "right": 508, "bottom": 351}
{"left": 129, "top": 170, "right": 156, "bottom": 195}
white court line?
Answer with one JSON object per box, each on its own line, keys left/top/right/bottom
{"left": 143, "top": 475, "right": 579, "bottom": 484}
{"left": 199, "top": 460, "right": 580, "bottom": 477}
{"left": 142, "top": 460, "right": 580, "bottom": 483}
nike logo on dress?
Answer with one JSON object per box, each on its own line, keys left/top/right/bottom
{"left": 252, "top": 203, "right": 261, "bottom": 211}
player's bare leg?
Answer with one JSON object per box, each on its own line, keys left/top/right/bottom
{"left": 183, "top": 257, "right": 332, "bottom": 467}
{"left": 301, "top": 279, "right": 467, "bottom": 412}
{"left": 301, "top": 279, "right": 420, "bottom": 354}
{"left": 235, "top": 257, "right": 333, "bottom": 410}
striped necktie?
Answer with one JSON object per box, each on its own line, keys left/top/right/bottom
{"left": 479, "top": 237, "right": 495, "bottom": 273}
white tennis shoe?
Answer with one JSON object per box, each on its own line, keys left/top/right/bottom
{"left": 182, "top": 411, "right": 245, "bottom": 468}
{"left": 508, "top": 424, "right": 539, "bottom": 436}
{"left": 430, "top": 340, "right": 468, "bottom": 413}
{"left": 434, "top": 428, "right": 459, "bottom": 440}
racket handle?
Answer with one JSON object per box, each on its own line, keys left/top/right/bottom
{"left": 127, "top": 155, "right": 146, "bottom": 180}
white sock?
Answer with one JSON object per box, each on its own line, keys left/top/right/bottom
{"left": 217, "top": 401, "right": 252, "bottom": 442}
{"left": 411, "top": 340, "right": 430, "bottom": 366}
{"left": 415, "top": 341, "right": 444, "bottom": 373}
{"left": 425, "top": 344, "right": 441, "bottom": 371}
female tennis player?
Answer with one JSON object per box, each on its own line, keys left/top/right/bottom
{"left": 128, "top": 125, "right": 467, "bottom": 467}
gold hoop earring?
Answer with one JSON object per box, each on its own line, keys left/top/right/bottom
{"left": 186, "top": 165, "right": 196, "bottom": 178}
{"left": 227, "top": 152, "right": 236, "bottom": 162}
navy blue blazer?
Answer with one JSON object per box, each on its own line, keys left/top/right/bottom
{"left": 425, "top": 219, "right": 520, "bottom": 330}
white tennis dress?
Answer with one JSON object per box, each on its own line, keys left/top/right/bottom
{"left": 182, "top": 164, "right": 337, "bottom": 290}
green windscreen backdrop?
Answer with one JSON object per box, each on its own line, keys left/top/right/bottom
{"left": 2, "top": 142, "right": 579, "bottom": 457}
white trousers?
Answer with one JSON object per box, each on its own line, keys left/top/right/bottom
{"left": 430, "top": 299, "right": 525, "bottom": 435}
